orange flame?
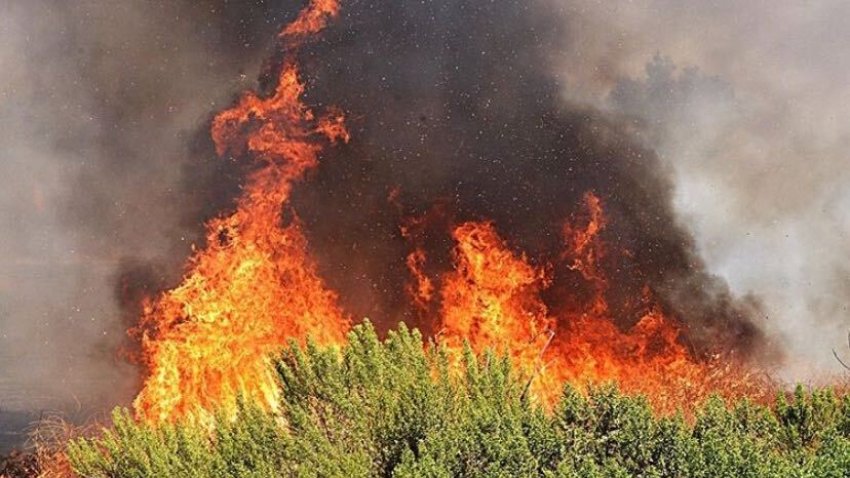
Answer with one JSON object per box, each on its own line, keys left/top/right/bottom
{"left": 551, "top": 191, "right": 705, "bottom": 408}
{"left": 562, "top": 192, "right": 608, "bottom": 316}
{"left": 405, "top": 248, "right": 435, "bottom": 312}
{"left": 133, "top": 0, "right": 348, "bottom": 425}
{"left": 280, "top": 0, "right": 340, "bottom": 38}
{"left": 439, "top": 222, "right": 554, "bottom": 371}
{"left": 431, "top": 194, "right": 767, "bottom": 412}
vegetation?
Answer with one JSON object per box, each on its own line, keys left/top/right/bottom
{"left": 69, "top": 322, "right": 850, "bottom": 477}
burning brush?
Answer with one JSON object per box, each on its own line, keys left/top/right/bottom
{"left": 127, "top": 0, "right": 771, "bottom": 428}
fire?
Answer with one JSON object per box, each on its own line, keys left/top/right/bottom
{"left": 405, "top": 248, "right": 435, "bottom": 312}
{"left": 280, "top": 0, "right": 340, "bottom": 38}
{"left": 438, "top": 222, "right": 554, "bottom": 377}
{"left": 561, "top": 192, "right": 608, "bottom": 317}
{"left": 132, "top": 0, "right": 349, "bottom": 425}
{"left": 432, "top": 193, "right": 767, "bottom": 411}
{"left": 132, "top": 0, "right": 766, "bottom": 425}
{"left": 551, "top": 192, "right": 715, "bottom": 410}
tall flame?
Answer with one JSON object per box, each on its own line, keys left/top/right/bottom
{"left": 133, "top": 0, "right": 349, "bottom": 425}
{"left": 438, "top": 222, "right": 554, "bottom": 373}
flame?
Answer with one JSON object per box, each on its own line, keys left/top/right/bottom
{"left": 438, "top": 222, "right": 554, "bottom": 372}
{"left": 561, "top": 192, "right": 608, "bottom": 316}
{"left": 280, "top": 0, "right": 340, "bottom": 38}
{"left": 405, "top": 248, "right": 435, "bottom": 312}
{"left": 550, "top": 192, "right": 710, "bottom": 409}
{"left": 431, "top": 194, "right": 766, "bottom": 412}
{"left": 132, "top": 1, "right": 767, "bottom": 425}
{"left": 133, "top": 0, "right": 349, "bottom": 425}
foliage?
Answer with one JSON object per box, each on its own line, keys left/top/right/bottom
{"left": 69, "top": 322, "right": 850, "bottom": 477}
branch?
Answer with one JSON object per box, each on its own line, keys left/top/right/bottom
{"left": 521, "top": 329, "right": 556, "bottom": 402}
{"left": 831, "top": 331, "right": 850, "bottom": 371}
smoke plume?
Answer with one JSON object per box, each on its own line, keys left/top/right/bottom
{"left": 282, "top": 0, "right": 769, "bottom": 358}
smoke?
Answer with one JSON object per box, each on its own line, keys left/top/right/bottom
{"left": 278, "top": 0, "right": 769, "bottom": 359}
{"left": 0, "top": 1, "right": 131, "bottom": 437}
{"left": 543, "top": 0, "right": 850, "bottom": 377}
{"left": 0, "top": 0, "right": 292, "bottom": 448}
{"left": 3, "top": 0, "right": 842, "bottom": 450}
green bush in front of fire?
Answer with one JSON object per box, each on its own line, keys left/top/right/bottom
{"left": 68, "top": 322, "right": 850, "bottom": 477}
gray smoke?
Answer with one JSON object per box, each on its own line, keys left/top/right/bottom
{"left": 545, "top": 0, "right": 850, "bottom": 378}
{"left": 0, "top": 0, "right": 283, "bottom": 450}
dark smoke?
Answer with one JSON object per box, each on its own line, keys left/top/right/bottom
{"left": 279, "top": 0, "right": 771, "bottom": 359}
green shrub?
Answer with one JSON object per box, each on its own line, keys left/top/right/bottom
{"left": 69, "top": 322, "right": 850, "bottom": 477}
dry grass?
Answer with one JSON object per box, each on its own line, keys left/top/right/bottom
{"left": 26, "top": 412, "right": 104, "bottom": 478}
{"left": 30, "top": 416, "right": 77, "bottom": 478}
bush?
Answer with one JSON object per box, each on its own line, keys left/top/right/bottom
{"left": 69, "top": 322, "right": 850, "bottom": 477}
